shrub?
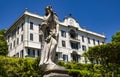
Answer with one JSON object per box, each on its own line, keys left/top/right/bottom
{"left": 0, "top": 56, "right": 41, "bottom": 77}
{"left": 68, "top": 69, "right": 80, "bottom": 77}
{"left": 0, "top": 57, "right": 120, "bottom": 77}
{"left": 58, "top": 61, "right": 120, "bottom": 77}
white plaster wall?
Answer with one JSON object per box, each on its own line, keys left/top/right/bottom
{"left": 24, "top": 16, "right": 42, "bottom": 49}
{"left": 6, "top": 12, "right": 106, "bottom": 63}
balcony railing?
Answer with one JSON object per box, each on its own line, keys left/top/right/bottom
{"left": 69, "top": 37, "right": 80, "bottom": 42}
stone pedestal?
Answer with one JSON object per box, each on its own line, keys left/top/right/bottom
{"left": 43, "top": 70, "right": 71, "bottom": 77}
{"left": 41, "top": 64, "right": 71, "bottom": 77}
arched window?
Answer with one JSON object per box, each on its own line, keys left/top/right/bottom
{"left": 69, "top": 29, "right": 76, "bottom": 39}
{"left": 71, "top": 51, "right": 80, "bottom": 62}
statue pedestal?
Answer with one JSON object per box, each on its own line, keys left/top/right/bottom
{"left": 41, "top": 63, "right": 71, "bottom": 77}
{"left": 43, "top": 69, "right": 71, "bottom": 77}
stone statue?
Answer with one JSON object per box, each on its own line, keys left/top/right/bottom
{"left": 39, "top": 5, "right": 59, "bottom": 66}
{"left": 39, "top": 6, "right": 71, "bottom": 77}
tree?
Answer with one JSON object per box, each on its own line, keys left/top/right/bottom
{"left": 112, "top": 31, "right": 120, "bottom": 42}
{"left": 84, "top": 43, "right": 120, "bottom": 77}
{"left": 0, "top": 29, "right": 8, "bottom": 56}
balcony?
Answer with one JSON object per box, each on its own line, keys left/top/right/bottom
{"left": 70, "top": 41, "right": 80, "bottom": 50}
{"left": 69, "top": 29, "right": 80, "bottom": 42}
{"left": 69, "top": 37, "right": 80, "bottom": 42}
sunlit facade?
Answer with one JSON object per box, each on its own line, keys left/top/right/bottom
{"left": 5, "top": 10, "right": 106, "bottom": 63}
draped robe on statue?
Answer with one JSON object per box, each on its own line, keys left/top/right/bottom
{"left": 39, "top": 6, "right": 59, "bottom": 66}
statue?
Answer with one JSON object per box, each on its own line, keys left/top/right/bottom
{"left": 39, "top": 5, "right": 59, "bottom": 66}
{"left": 39, "top": 6, "right": 71, "bottom": 77}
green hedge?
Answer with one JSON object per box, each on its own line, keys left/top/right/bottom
{"left": 0, "top": 56, "right": 41, "bottom": 77}
{"left": 0, "top": 56, "right": 120, "bottom": 77}
{"left": 58, "top": 61, "right": 120, "bottom": 77}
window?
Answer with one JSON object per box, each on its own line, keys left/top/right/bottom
{"left": 87, "top": 37, "right": 90, "bottom": 44}
{"left": 37, "top": 50, "right": 40, "bottom": 56}
{"left": 21, "top": 23, "right": 24, "bottom": 31}
{"left": 102, "top": 42, "right": 105, "bottom": 44}
{"left": 82, "top": 36, "right": 84, "bottom": 42}
{"left": 62, "top": 40, "right": 66, "bottom": 47}
{"left": 20, "top": 50, "right": 24, "bottom": 58}
{"left": 17, "top": 27, "right": 19, "bottom": 34}
{"left": 21, "top": 34, "right": 23, "bottom": 42}
{"left": 13, "top": 40, "right": 15, "bottom": 47}
{"left": 69, "top": 29, "right": 76, "bottom": 39}
{"left": 33, "top": 50, "right": 35, "bottom": 57}
{"left": 16, "top": 53, "right": 19, "bottom": 57}
{"left": 30, "top": 33, "right": 33, "bottom": 41}
{"left": 28, "top": 49, "right": 30, "bottom": 57}
{"left": 61, "top": 30, "right": 66, "bottom": 37}
{"left": 82, "top": 45, "right": 86, "bottom": 51}
{"left": 39, "top": 24, "right": 41, "bottom": 32}
{"left": 97, "top": 40, "right": 100, "bottom": 45}
{"left": 71, "top": 53, "right": 79, "bottom": 62}
{"left": 93, "top": 39, "right": 95, "bottom": 45}
{"left": 57, "top": 52, "right": 62, "bottom": 59}
{"left": 10, "top": 43, "right": 12, "bottom": 49}
{"left": 63, "top": 54, "right": 68, "bottom": 62}
{"left": 12, "top": 28, "right": 16, "bottom": 39}
{"left": 17, "top": 38, "right": 19, "bottom": 45}
{"left": 30, "top": 22, "right": 33, "bottom": 30}
{"left": 70, "top": 42, "right": 79, "bottom": 49}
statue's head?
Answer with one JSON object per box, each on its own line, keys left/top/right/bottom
{"left": 45, "top": 5, "right": 52, "bottom": 15}
{"left": 46, "top": 5, "right": 52, "bottom": 9}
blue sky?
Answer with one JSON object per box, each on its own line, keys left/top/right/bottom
{"left": 0, "top": 0, "right": 120, "bottom": 42}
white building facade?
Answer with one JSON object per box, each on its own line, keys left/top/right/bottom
{"left": 5, "top": 10, "right": 106, "bottom": 63}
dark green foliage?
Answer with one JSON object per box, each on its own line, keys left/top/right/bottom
{"left": 112, "top": 31, "right": 120, "bottom": 42}
{"left": 0, "top": 56, "right": 41, "bottom": 77}
{"left": 68, "top": 69, "right": 80, "bottom": 77}
{"left": 85, "top": 42, "right": 120, "bottom": 65}
{"left": 0, "top": 29, "right": 8, "bottom": 56}
{"left": 58, "top": 61, "right": 120, "bottom": 77}
{"left": 0, "top": 56, "right": 120, "bottom": 77}
{"left": 84, "top": 42, "right": 120, "bottom": 77}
